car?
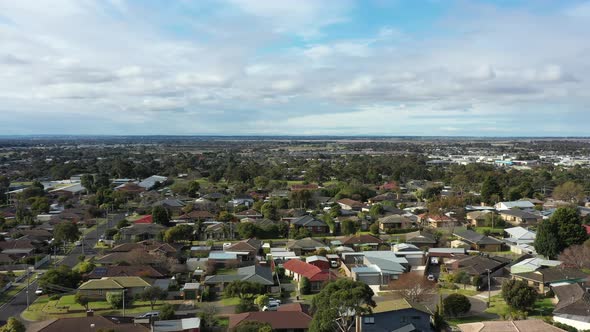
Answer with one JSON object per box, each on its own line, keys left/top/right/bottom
{"left": 330, "top": 260, "right": 339, "bottom": 268}
{"left": 268, "top": 298, "right": 282, "bottom": 305}
{"left": 138, "top": 312, "right": 160, "bottom": 319}
{"left": 35, "top": 288, "right": 43, "bottom": 295}
{"left": 74, "top": 241, "right": 82, "bottom": 246}
{"left": 427, "top": 274, "right": 436, "bottom": 282}
{"left": 262, "top": 303, "right": 279, "bottom": 311}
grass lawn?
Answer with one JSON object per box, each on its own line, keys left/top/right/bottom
{"left": 22, "top": 295, "right": 166, "bottom": 321}
{"left": 439, "top": 288, "right": 479, "bottom": 297}
{"left": 217, "top": 317, "right": 229, "bottom": 327}
{"left": 531, "top": 297, "right": 554, "bottom": 317}
{"left": 473, "top": 227, "right": 505, "bottom": 235}
{"left": 216, "top": 268, "right": 237, "bottom": 275}
{"left": 221, "top": 297, "right": 240, "bottom": 306}
{"left": 299, "top": 293, "right": 317, "bottom": 303}
{"left": 485, "top": 295, "right": 509, "bottom": 316}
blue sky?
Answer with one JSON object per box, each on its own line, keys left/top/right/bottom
{"left": 1, "top": 0, "right": 590, "bottom": 136}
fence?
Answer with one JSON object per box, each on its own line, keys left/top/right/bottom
{"left": 34, "top": 255, "right": 51, "bottom": 269}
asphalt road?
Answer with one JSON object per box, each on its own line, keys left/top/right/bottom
{"left": 0, "top": 214, "right": 126, "bottom": 325}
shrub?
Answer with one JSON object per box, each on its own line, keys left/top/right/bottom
{"left": 106, "top": 292, "right": 123, "bottom": 309}
{"left": 300, "top": 277, "right": 311, "bottom": 295}
{"left": 235, "top": 298, "right": 257, "bottom": 313}
{"left": 160, "top": 303, "right": 175, "bottom": 320}
{"left": 443, "top": 294, "right": 471, "bottom": 317}
{"left": 502, "top": 279, "right": 537, "bottom": 311}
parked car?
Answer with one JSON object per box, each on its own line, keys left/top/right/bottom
{"left": 330, "top": 260, "right": 339, "bottom": 268}
{"left": 35, "top": 288, "right": 43, "bottom": 295}
{"left": 74, "top": 241, "right": 82, "bottom": 246}
{"left": 262, "top": 303, "right": 279, "bottom": 311}
{"left": 138, "top": 312, "right": 160, "bottom": 319}
{"left": 268, "top": 298, "right": 282, "bottom": 305}
{"left": 427, "top": 274, "right": 436, "bottom": 282}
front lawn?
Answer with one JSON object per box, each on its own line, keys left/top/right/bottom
{"left": 439, "top": 288, "right": 479, "bottom": 297}
{"left": 220, "top": 297, "right": 240, "bottom": 306}
{"left": 446, "top": 315, "right": 491, "bottom": 326}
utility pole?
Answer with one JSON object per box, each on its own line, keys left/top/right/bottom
{"left": 26, "top": 267, "right": 31, "bottom": 310}
{"left": 486, "top": 269, "right": 491, "bottom": 308}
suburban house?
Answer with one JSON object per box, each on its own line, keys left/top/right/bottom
{"left": 234, "top": 209, "right": 263, "bottom": 220}
{"left": 204, "top": 265, "right": 275, "bottom": 292}
{"left": 494, "top": 200, "right": 535, "bottom": 211}
{"left": 176, "top": 210, "right": 216, "bottom": 223}
{"left": 406, "top": 232, "right": 437, "bottom": 249}
{"left": 230, "top": 195, "right": 255, "bottom": 208}
{"left": 153, "top": 198, "right": 186, "bottom": 213}
{"left": 224, "top": 238, "right": 261, "bottom": 262}
{"left": 552, "top": 283, "right": 590, "bottom": 331}
{"left": 346, "top": 251, "right": 408, "bottom": 287}
{"left": 77, "top": 276, "right": 151, "bottom": 299}
{"left": 378, "top": 215, "right": 415, "bottom": 233}
{"left": 119, "top": 223, "right": 167, "bottom": 242}
{"left": 340, "top": 234, "right": 384, "bottom": 250}
{"left": 153, "top": 317, "right": 201, "bottom": 332}
{"left": 114, "top": 182, "right": 146, "bottom": 195}
{"left": 498, "top": 210, "right": 542, "bottom": 226}
{"left": 512, "top": 266, "right": 588, "bottom": 294}
{"left": 359, "top": 298, "right": 433, "bottom": 332}
{"left": 138, "top": 175, "right": 168, "bottom": 190}
{"left": 453, "top": 229, "right": 503, "bottom": 252}
{"left": 420, "top": 214, "right": 456, "bottom": 228}
{"left": 458, "top": 319, "right": 566, "bottom": 332}
{"left": 337, "top": 198, "right": 364, "bottom": 211}
{"left": 445, "top": 255, "right": 509, "bottom": 282}
{"left": 504, "top": 227, "right": 537, "bottom": 255}
{"left": 285, "top": 237, "right": 328, "bottom": 256}
{"left": 368, "top": 192, "right": 398, "bottom": 204}
{"left": 86, "top": 265, "right": 166, "bottom": 280}
{"left": 306, "top": 255, "right": 330, "bottom": 270}
{"left": 229, "top": 304, "right": 312, "bottom": 331}
{"left": 283, "top": 259, "right": 337, "bottom": 292}
{"left": 203, "top": 222, "right": 232, "bottom": 241}
{"left": 290, "top": 215, "right": 329, "bottom": 234}
{"left": 466, "top": 211, "right": 491, "bottom": 227}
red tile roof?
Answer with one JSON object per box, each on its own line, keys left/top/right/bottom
{"left": 283, "top": 259, "right": 337, "bottom": 281}
{"left": 341, "top": 234, "right": 384, "bottom": 245}
{"left": 134, "top": 215, "right": 153, "bottom": 224}
{"left": 583, "top": 224, "right": 590, "bottom": 235}
{"left": 379, "top": 181, "right": 400, "bottom": 191}
{"left": 337, "top": 198, "right": 363, "bottom": 208}
{"left": 229, "top": 311, "right": 312, "bottom": 330}
{"left": 291, "top": 184, "right": 319, "bottom": 191}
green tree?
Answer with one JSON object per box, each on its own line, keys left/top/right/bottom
{"left": 38, "top": 265, "right": 81, "bottom": 291}
{"left": 443, "top": 294, "right": 471, "bottom": 317}
{"left": 261, "top": 203, "right": 278, "bottom": 220}
{"left": 369, "top": 204, "right": 384, "bottom": 218}
{"left": 223, "top": 280, "right": 264, "bottom": 299}
{"left": 152, "top": 206, "right": 170, "bottom": 225}
{"left": 198, "top": 304, "right": 219, "bottom": 328}
{"left": 106, "top": 291, "right": 124, "bottom": 309}
{"left": 501, "top": 279, "right": 537, "bottom": 311}
{"left": 481, "top": 176, "right": 502, "bottom": 203}
{"left": 300, "top": 276, "right": 311, "bottom": 295}
{"left": 29, "top": 197, "right": 50, "bottom": 215}
{"left": 254, "top": 176, "right": 270, "bottom": 190}
{"left": 139, "top": 286, "right": 168, "bottom": 309}
{"left": 53, "top": 222, "right": 80, "bottom": 244}
{"left": 236, "top": 222, "right": 258, "bottom": 239}
{"left": 163, "top": 224, "right": 194, "bottom": 243}
{"left": 534, "top": 218, "right": 560, "bottom": 259}
{"left": 310, "top": 279, "right": 376, "bottom": 332}
{"left": 341, "top": 219, "right": 358, "bottom": 235}
{"left": 254, "top": 294, "right": 269, "bottom": 310}
{"left": 553, "top": 181, "right": 584, "bottom": 203}
{"left": 75, "top": 292, "right": 90, "bottom": 311}
{"left": 160, "top": 303, "right": 175, "bottom": 320}
{"left": 0, "top": 317, "right": 25, "bottom": 332}
{"left": 235, "top": 321, "right": 272, "bottom": 332}
{"left": 369, "top": 223, "right": 379, "bottom": 235}
{"left": 535, "top": 207, "right": 588, "bottom": 258}
{"left": 187, "top": 181, "right": 201, "bottom": 198}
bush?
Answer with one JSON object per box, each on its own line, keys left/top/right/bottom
{"left": 300, "top": 277, "right": 311, "bottom": 295}
{"left": 106, "top": 292, "right": 123, "bottom": 309}
{"left": 369, "top": 223, "right": 379, "bottom": 235}
{"left": 235, "top": 298, "right": 257, "bottom": 313}
{"left": 502, "top": 279, "right": 537, "bottom": 311}
{"left": 160, "top": 303, "right": 175, "bottom": 320}
{"left": 49, "top": 294, "right": 61, "bottom": 301}
{"left": 443, "top": 294, "right": 471, "bottom": 317}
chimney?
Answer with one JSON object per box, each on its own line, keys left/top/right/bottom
{"left": 86, "top": 309, "right": 94, "bottom": 317}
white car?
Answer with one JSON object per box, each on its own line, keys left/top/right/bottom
{"left": 35, "top": 288, "right": 43, "bottom": 295}
{"left": 74, "top": 241, "right": 82, "bottom": 246}
{"left": 427, "top": 274, "right": 436, "bottom": 282}
{"left": 262, "top": 303, "right": 279, "bottom": 311}
{"left": 268, "top": 298, "right": 282, "bottom": 305}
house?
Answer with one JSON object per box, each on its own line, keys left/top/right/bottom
{"left": 340, "top": 234, "right": 384, "bottom": 250}
{"left": 283, "top": 259, "right": 337, "bottom": 292}
{"left": 110, "top": 240, "right": 179, "bottom": 256}
{"left": 494, "top": 200, "right": 535, "bottom": 210}
{"left": 87, "top": 265, "right": 166, "bottom": 279}
{"left": 0, "top": 238, "right": 35, "bottom": 258}
{"left": 512, "top": 267, "right": 588, "bottom": 294}
{"left": 30, "top": 316, "right": 149, "bottom": 332}
{"left": 359, "top": 298, "right": 433, "bottom": 332}
{"left": 132, "top": 215, "right": 154, "bottom": 224}
{"left": 48, "top": 183, "right": 86, "bottom": 198}
{"left": 458, "top": 319, "right": 566, "bottom": 332}
{"left": 138, "top": 175, "right": 168, "bottom": 190}
{"left": 446, "top": 255, "right": 508, "bottom": 280}
{"left": 203, "top": 222, "right": 232, "bottom": 241}
{"left": 368, "top": 192, "right": 398, "bottom": 204}
{"left": 498, "top": 210, "right": 542, "bottom": 226}
{"left": 176, "top": 210, "right": 216, "bottom": 222}
{"left": 224, "top": 238, "right": 261, "bottom": 262}
{"left": 406, "top": 232, "right": 437, "bottom": 249}
{"left": 378, "top": 215, "right": 415, "bottom": 233}
{"left": 78, "top": 276, "right": 151, "bottom": 299}
{"left": 290, "top": 215, "right": 329, "bottom": 234}
{"left": 345, "top": 251, "right": 408, "bottom": 287}
{"left": 421, "top": 214, "right": 456, "bottom": 228}
{"left": 204, "top": 265, "right": 275, "bottom": 292}
{"left": 229, "top": 308, "right": 312, "bottom": 331}
{"left": 153, "top": 317, "right": 201, "bottom": 332}
{"left": 230, "top": 195, "right": 254, "bottom": 208}
{"left": 552, "top": 283, "right": 590, "bottom": 331}
{"left": 306, "top": 255, "right": 330, "bottom": 270}
{"left": 504, "top": 227, "right": 537, "bottom": 254}
{"left": 153, "top": 199, "right": 186, "bottom": 213}
{"left": 286, "top": 237, "right": 328, "bottom": 256}
{"left": 115, "top": 182, "right": 146, "bottom": 194}
{"left": 466, "top": 211, "right": 492, "bottom": 227}
{"left": 119, "top": 223, "right": 166, "bottom": 242}
{"left": 337, "top": 198, "right": 364, "bottom": 211}
{"left": 180, "top": 283, "right": 201, "bottom": 300}
{"left": 378, "top": 181, "right": 400, "bottom": 192}
{"left": 234, "top": 209, "right": 263, "bottom": 220}
{"left": 453, "top": 229, "right": 503, "bottom": 252}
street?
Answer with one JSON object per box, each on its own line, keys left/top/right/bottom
{"left": 0, "top": 214, "right": 126, "bottom": 325}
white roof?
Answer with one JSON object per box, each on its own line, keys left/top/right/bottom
{"left": 504, "top": 227, "right": 536, "bottom": 240}
{"left": 153, "top": 318, "right": 201, "bottom": 332}
{"left": 138, "top": 175, "right": 168, "bottom": 189}
{"left": 306, "top": 255, "right": 329, "bottom": 263}
{"left": 495, "top": 200, "right": 535, "bottom": 210}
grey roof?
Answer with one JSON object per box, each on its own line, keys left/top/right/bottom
{"left": 120, "top": 223, "right": 166, "bottom": 236}
{"left": 153, "top": 199, "right": 186, "bottom": 208}
{"left": 138, "top": 175, "right": 167, "bottom": 189}
{"left": 379, "top": 215, "right": 413, "bottom": 224}
{"left": 553, "top": 283, "right": 590, "bottom": 318}
{"left": 204, "top": 265, "right": 274, "bottom": 285}
{"left": 291, "top": 215, "right": 327, "bottom": 227}
{"left": 406, "top": 233, "right": 436, "bottom": 244}
{"left": 454, "top": 229, "right": 503, "bottom": 245}
{"left": 287, "top": 237, "right": 326, "bottom": 250}
{"left": 498, "top": 209, "right": 540, "bottom": 219}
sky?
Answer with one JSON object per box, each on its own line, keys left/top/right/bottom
{"left": 1, "top": 0, "right": 590, "bottom": 136}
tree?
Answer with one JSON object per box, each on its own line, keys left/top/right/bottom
{"left": 160, "top": 303, "right": 175, "bottom": 320}
{"left": 139, "top": 286, "right": 168, "bottom": 309}
{"left": 187, "top": 181, "right": 201, "bottom": 198}
{"left": 261, "top": 203, "right": 278, "bottom": 220}
{"left": 443, "top": 294, "right": 471, "bottom": 317}
{"left": 0, "top": 317, "right": 25, "bottom": 332}
{"left": 559, "top": 243, "right": 590, "bottom": 269}
{"left": 369, "top": 204, "right": 384, "bottom": 218}
{"left": 369, "top": 223, "right": 379, "bottom": 235}
{"left": 310, "top": 279, "right": 376, "bottom": 332}
{"left": 535, "top": 207, "right": 588, "bottom": 258}
{"left": 502, "top": 279, "right": 537, "bottom": 311}
{"left": 254, "top": 294, "right": 269, "bottom": 310}
{"left": 75, "top": 292, "right": 90, "bottom": 311}
{"left": 388, "top": 273, "right": 436, "bottom": 303}
{"left": 76, "top": 261, "right": 95, "bottom": 274}
{"left": 53, "top": 222, "right": 80, "bottom": 244}
{"left": 481, "top": 176, "right": 502, "bottom": 203}
{"left": 152, "top": 206, "right": 170, "bottom": 225}
{"left": 254, "top": 176, "right": 270, "bottom": 190}
{"left": 163, "top": 224, "right": 194, "bottom": 243}
{"left": 553, "top": 181, "right": 584, "bottom": 203}
{"left": 198, "top": 304, "right": 219, "bottom": 328}
{"left": 106, "top": 292, "right": 124, "bottom": 309}
{"left": 300, "top": 276, "right": 311, "bottom": 295}
{"left": 236, "top": 222, "right": 257, "bottom": 239}
{"left": 341, "top": 219, "right": 358, "bottom": 235}
{"left": 38, "top": 265, "right": 81, "bottom": 291}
